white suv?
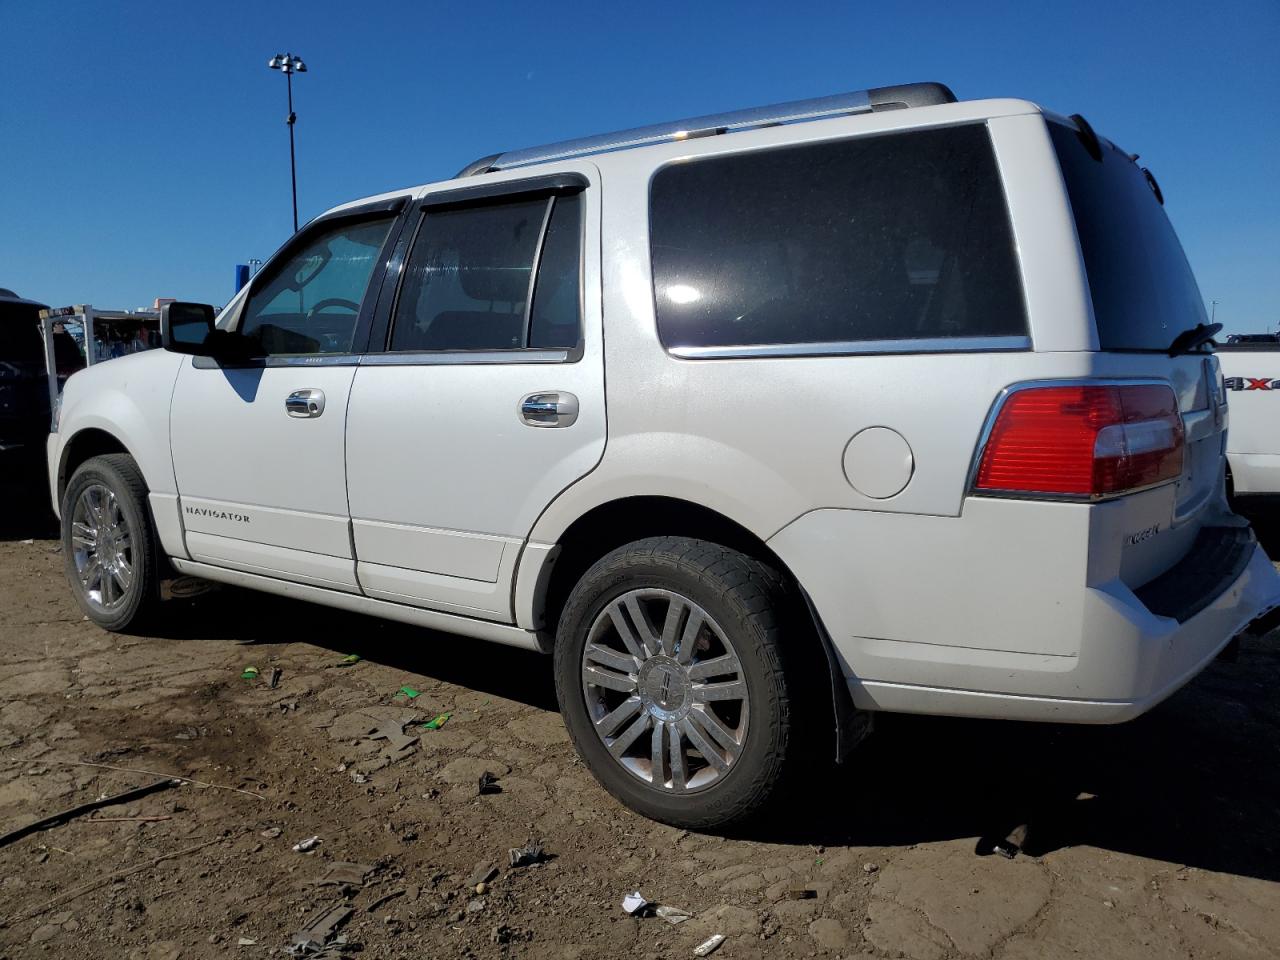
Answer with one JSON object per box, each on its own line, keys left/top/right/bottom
{"left": 49, "top": 83, "right": 1280, "bottom": 827}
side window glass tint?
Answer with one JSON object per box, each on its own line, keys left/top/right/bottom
{"left": 390, "top": 199, "right": 547, "bottom": 352}
{"left": 529, "top": 193, "right": 583, "bottom": 350}
{"left": 1048, "top": 122, "right": 1207, "bottom": 351}
{"left": 649, "top": 125, "right": 1027, "bottom": 350}
{"left": 240, "top": 217, "right": 394, "bottom": 355}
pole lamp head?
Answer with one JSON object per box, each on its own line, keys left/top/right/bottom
{"left": 267, "top": 53, "right": 306, "bottom": 74}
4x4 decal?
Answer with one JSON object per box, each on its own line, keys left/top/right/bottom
{"left": 1223, "top": 377, "right": 1279, "bottom": 392}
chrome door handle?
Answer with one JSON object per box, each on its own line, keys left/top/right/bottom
{"left": 520, "top": 391, "right": 579, "bottom": 428}
{"left": 286, "top": 388, "right": 325, "bottom": 418}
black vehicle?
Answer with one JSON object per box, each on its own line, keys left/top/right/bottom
{"left": 0, "top": 288, "right": 56, "bottom": 462}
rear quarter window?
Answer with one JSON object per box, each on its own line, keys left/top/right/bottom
{"left": 649, "top": 124, "right": 1027, "bottom": 353}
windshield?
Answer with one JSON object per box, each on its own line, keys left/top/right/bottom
{"left": 0, "top": 301, "right": 44, "bottom": 364}
{"left": 1049, "top": 121, "right": 1208, "bottom": 352}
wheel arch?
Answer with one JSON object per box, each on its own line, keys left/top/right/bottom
{"left": 57, "top": 428, "right": 136, "bottom": 505}
{"left": 57, "top": 427, "right": 188, "bottom": 581}
{"left": 531, "top": 497, "right": 785, "bottom": 634}
{"left": 523, "top": 494, "right": 864, "bottom": 761}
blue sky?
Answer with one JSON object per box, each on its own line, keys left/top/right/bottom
{"left": 2, "top": 0, "right": 1277, "bottom": 333}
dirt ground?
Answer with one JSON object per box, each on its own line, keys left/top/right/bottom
{"left": 2, "top": 477, "right": 1280, "bottom": 960}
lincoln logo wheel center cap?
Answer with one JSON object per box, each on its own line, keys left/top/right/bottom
{"left": 639, "top": 657, "right": 691, "bottom": 719}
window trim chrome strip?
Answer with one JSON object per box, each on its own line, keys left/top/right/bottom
{"left": 521, "top": 197, "right": 557, "bottom": 348}
{"left": 265, "top": 354, "right": 362, "bottom": 367}
{"left": 359, "top": 349, "right": 570, "bottom": 366}
{"left": 668, "top": 335, "right": 1031, "bottom": 360}
{"left": 192, "top": 354, "right": 363, "bottom": 370}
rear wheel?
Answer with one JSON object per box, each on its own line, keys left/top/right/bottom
{"left": 554, "top": 536, "right": 796, "bottom": 828}
{"left": 61, "top": 454, "right": 161, "bottom": 632}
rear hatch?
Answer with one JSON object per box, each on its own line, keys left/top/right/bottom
{"left": 1048, "top": 117, "right": 1237, "bottom": 609}
{"left": 0, "top": 299, "right": 51, "bottom": 448}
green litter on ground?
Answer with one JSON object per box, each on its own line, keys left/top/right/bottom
{"left": 240, "top": 666, "right": 259, "bottom": 680}
{"left": 422, "top": 713, "right": 451, "bottom": 730}
{"left": 339, "top": 654, "right": 361, "bottom": 666}
{"left": 397, "top": 686, "right": 420, "bottom": 700}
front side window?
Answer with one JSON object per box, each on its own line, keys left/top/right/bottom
{"left": 649, "top": 124, "right": 1027, "bottom": 351}
{"left": 389, "top": 192, "right": 583, "bottom": 353}
{"left": 239, "top": 217, "right": 395, "bottom": 355}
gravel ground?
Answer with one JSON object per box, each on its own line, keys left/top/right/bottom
{"left": 1, "top": 480, "right": 1279, "bottom": 960}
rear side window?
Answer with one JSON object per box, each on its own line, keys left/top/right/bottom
{"left": 1049, "top": 122, "right": 1207, "bottom": 352}
{"left": 649, "top": 124, "right": 1026, "bottom": 352}
{"left": 389, "top": 192, "right": 583, "bottom": 353}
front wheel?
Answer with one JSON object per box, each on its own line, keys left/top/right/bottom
{"left": 554, "top": 537, "right": 797, "bottom": 829}
{"left": 61, "top": 454, "right": 161, "bottom": 632}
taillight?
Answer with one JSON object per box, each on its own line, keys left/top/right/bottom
{"left": 974, "top": 383, "right": 1184, "bottom": 498}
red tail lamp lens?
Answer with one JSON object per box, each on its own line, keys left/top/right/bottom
{"left": 975, "top": 384, "right": 1184, "bottom": 498}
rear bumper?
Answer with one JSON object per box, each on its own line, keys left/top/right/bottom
{"left": 851, "top": 545, "right": 1279, "bottom": 723}
{"left": 769, "top": 500, "right": 1280, "bottom": 724}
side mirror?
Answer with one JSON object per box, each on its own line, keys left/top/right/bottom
{"left": 160, "top": 302, "right": 217, "bottom": 355}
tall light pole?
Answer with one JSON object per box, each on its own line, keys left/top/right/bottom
{"left": 267, "top": 53, "right": 307, "bottom": 232}
{"left": 1211, "top": 299, "right": 1220, "bottom": 324}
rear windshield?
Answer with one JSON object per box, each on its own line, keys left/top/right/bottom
{"left": 0, "top": 301, "right": 44, "bottom": 363}
{"left": 1049, "top": 122, "right": 1207, "bottom": 352}
{"left": 649, "top": 124, "right": 1027, "bottom": 352}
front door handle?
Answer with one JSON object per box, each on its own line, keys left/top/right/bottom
{"left": 286, "top": 388, "right": 325, "bottom": 418}
{"left": 520, "top": 391, "right": 579, "bottom": 428}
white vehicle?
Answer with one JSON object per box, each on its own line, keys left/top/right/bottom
{"left": 1215, "top": 337, "right": 1280, "bottom": 498}
{"left": 48, "top": 83, "right": 1280, "bottom": 827}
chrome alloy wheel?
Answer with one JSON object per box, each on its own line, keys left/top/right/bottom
{"left": 70, "top": 483, "right": 134, "bottom": 612}
{"left": 581, "top": 588, "right": 749, "bottom": 793}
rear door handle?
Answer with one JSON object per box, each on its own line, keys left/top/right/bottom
{"left": 286, "top": 388, "right": 325, "bottom": 418}
{"left": 520, "top": 391, "right": 579, "bottom": 428}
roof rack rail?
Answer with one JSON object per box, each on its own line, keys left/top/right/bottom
{"left": 456, "top": 82, "right": 956, "bottom": 177}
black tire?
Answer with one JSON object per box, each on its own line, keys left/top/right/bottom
{"left": 554, "top": 536, "right": 800, "bottom": 829}
{"left": 60, "top": 454, "right": 161, "bottom": 632}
